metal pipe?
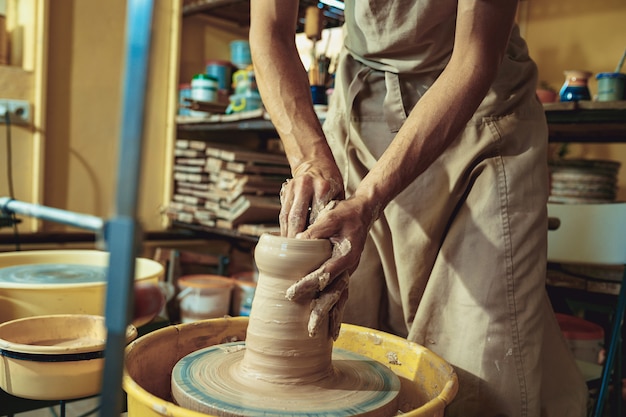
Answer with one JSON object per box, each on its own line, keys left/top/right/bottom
{"left": 0, "top": 197, "right": 104, "bottom": 232}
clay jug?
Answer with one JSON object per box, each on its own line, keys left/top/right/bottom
{"left": 239, "top": 233, "right": 332, "bottom": 384}
{"left": 559, "top": 70, "right": 592, "bottom": 102}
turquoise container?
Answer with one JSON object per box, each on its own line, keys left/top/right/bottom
{"left": 226, "top": 91, "right": 262, "bottom": 114}
{"left": 596, "top": 72, "right": 626, "bottom": 101}
{"left": 230, "top": 40, "right": 251, "bottom": 69}
{"left": 178, "top": 83, "right": 191, "bottom": 116}
{"left": 205, "top": 59, "right": 233, "bottom": 92}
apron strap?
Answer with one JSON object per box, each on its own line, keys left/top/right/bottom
{"left": 342, "top": 63, "right": 372, "bottom": 189}
{"left": 383, "top": 72, "right": 407, "bottom": 132}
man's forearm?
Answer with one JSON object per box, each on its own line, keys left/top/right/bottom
{"left": 250, "top": 24, "right": 333, "bottom": 172}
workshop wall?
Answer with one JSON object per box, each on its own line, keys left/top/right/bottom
{"left": 178, "top": 13, "right": 248, "bottom": 86}
{"left": 42, "top": 0, "right": 178, "bottom": 232}
{"left": 0, "top": 0, "right": 45, "bottom": 233}
{"left": 523, "top": 0, "right": 626, "bottom": 200}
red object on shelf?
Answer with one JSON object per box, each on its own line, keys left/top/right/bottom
{"left": 556, "top": 313, "right": 604, "bottom": 340}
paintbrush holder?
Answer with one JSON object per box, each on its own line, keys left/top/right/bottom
{"left": 311, "top": 85, "right": 327, "bottom": 105}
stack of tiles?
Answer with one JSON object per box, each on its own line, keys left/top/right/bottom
{"left": 167, "top": 140, "right": 290, "bottom": 230}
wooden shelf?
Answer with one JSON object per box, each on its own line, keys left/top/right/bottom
{"left": 171, "top": 103, "right": 626, "bottom": 241}
{"left": 176, "top": 103, "right": 625, "bottom": 143}
{"left": 171, "top": 221, "right": 261, "bottom": 247}
{"left": 181, "top": 0, "right": 345, "bottom": 32}
{"left": 544, "top": 102, "right": 626, "bottom": 143}
{"left": 177, "top": 110, "right": 276, "bottom": 133}
{"left": 548, "top": 122, "right": 626, "bottom": 143}
{"left": 176, "top": 108, "right": 326, "bottom": 133}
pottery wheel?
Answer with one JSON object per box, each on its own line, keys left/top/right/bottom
{"left": 171, "top": 342, "right": 401, "bottom": 417}
{"left": 0, "top": 264, "right": 106, "bottom": 285}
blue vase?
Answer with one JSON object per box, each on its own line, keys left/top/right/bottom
{"left": 559, "top": 70, "right": 592, "bottom": 102}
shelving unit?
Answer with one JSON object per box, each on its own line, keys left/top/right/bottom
{"left": 181, "top": 0, "right": 345, "bottom": 32}
{"left": 170, "top": 103, "right": 626, "bottom": 243}
{"left": 545, "top": 102, "right": 626, "bottom": 143}
{"left": 178, "top": 104, "right": 626, "bottom": 142}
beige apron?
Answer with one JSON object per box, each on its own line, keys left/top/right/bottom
{"left": 323, "top": 2, "right": 588, "bottom": 416}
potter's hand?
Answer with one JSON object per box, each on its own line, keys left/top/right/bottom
{"left": 280, "top": 160, "right": 344, "bottom": 238}
{"left": 286, "top": 197, "right": 379, "bottom": 339}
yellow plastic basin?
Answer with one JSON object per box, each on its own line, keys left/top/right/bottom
{"left": 0, "top": 314, "right": 137, "bottom": 400}
{"left": 0, "top": 250, "right": 163, "bottom": 323}
{"left": 123, "top": 317, "right": 458, "bottom": 416}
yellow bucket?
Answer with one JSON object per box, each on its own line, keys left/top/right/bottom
{"left": 0, "top": 250, "right": 163, "bottom": 323}
{"left": 123, "top": 317, "right": 458, "bottom": 416}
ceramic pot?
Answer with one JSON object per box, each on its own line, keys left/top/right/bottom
{"left": 596, "top": 72, "right": 626, "bottom": 101}
{"left": 0, "top": 314, "right": 137, "bottom": 400}
{"left": 536, "top": 88, "right": 558, "bottom": 103}
{"left": 239, "top": 233, "right": 333, "bottom": 383}
{"left": 559, "top": 70, "right": 592, "bottom": 102}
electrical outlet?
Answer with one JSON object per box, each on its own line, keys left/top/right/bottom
{"left": 0, "top": 99, "right": 31, "bottom": 125}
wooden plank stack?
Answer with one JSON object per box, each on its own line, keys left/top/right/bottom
{"left": 167, "top": 139, "right": 290, "bottom": 232}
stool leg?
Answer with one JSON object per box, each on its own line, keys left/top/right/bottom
{"left": 593, "top": 268, "right": 626, "bottom": 417}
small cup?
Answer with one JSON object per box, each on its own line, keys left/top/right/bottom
{"left": 230, "top": 40, "right": 252, "bottom": 70}
{"left": 310, "top": 85, "right": 327, "bottom": 105}
{"left": 205, "top": 59, "right": 233, "bottom": 92}
{"left": 596, "top": 72, "right": 626, "bottom": 101}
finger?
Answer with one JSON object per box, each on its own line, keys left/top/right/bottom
{"left": 287, "top": 234, "right": 353, "bottom": 301}
{"left": 307, "top": 273, "right": 349, "bottom": 337}
{"left": 329, "top": 285, "right": 349, "bottom": 341}
{"left": 287, "top": 190, "right": 312, "bottom": 237}
{"left": 279, "top": 179, "right": 292, "bottom": 237}
{"left": 309, "top": 199, "right": 327, "bottom": 226}
{"left": 285, "top": 264, "right": 330, "bottom": 301}
{"left": 309, "top": 178, "right": 343, "bottom": 225}
{"left": 310, "top": 200, "right": 338, "bottom": 226}
{"left": 279, "top": 203, "right": 291, "bottom": 237}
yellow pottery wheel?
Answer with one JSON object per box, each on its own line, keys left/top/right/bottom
{"left": 0, "top": 250, "right": 163, "bottom": 323}
{"left": 123, "top": 317, "right": 458, "bottom": 417}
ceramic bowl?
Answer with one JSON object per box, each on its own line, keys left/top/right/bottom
{"left": 0, "top": 250, "right": 163, "bottom": 323}
{"left": 0, "top": 314, "right": 137, "bottom": 400}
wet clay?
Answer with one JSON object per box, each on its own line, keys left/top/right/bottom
{"left": 171, "top": 233, "right": 400, "bottom": 417}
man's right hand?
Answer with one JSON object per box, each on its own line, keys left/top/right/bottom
{"left": 279, "top": 159, "right": 344, "bottom": 237}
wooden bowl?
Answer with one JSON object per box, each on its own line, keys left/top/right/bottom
{"left": 0, "top": 314, "right": 137, "bottom": 400}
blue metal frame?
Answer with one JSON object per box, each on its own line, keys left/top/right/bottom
{"left": 0, "top": 197, "right": 103, "bottom": 232}
{"left": 100, "top": 1, "right": 154, "bottom": 415}
{"left": 593, "top": 267, "right": 626, "bottom": 417}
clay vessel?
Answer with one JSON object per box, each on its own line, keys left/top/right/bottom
{"left": 559, "top": 70, "right": 592, "bottom": 102}
{"left": 239, "top": 233, "right": 332, "bottom": 384}
{"left": 170, "top": 233, "right": 402, "bottom": 416}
